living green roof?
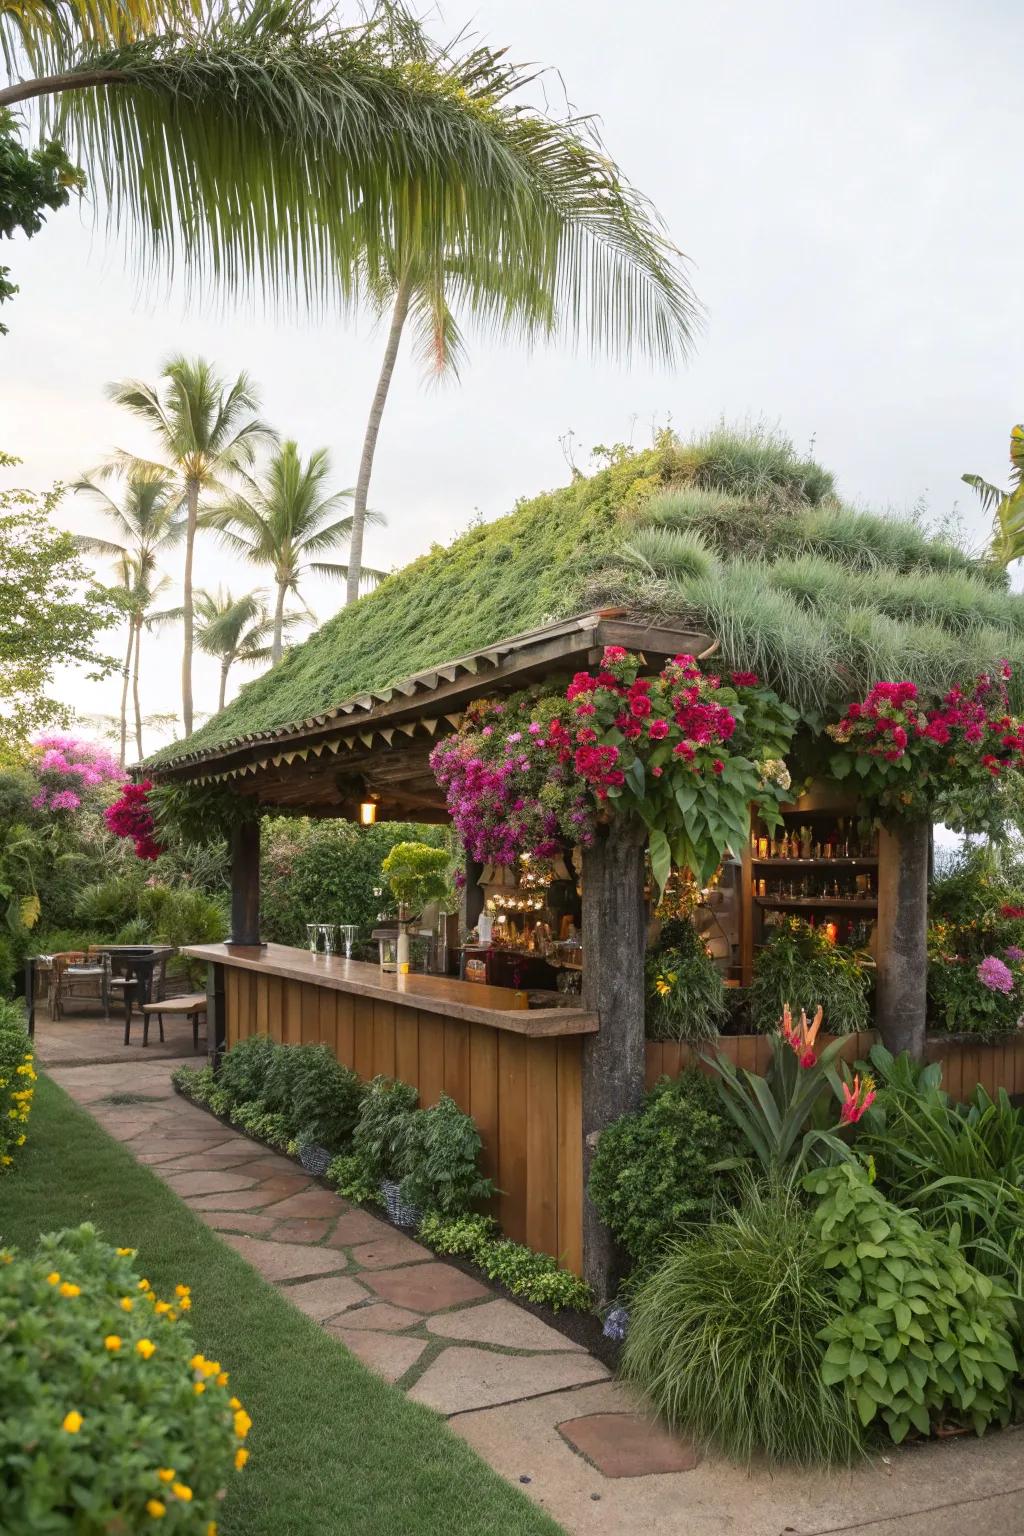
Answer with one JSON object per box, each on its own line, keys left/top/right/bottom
{"left": 150, "top": 425, "right": 1024, "bottom": 770}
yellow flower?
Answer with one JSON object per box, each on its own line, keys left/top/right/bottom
{"left": 234, "top": 1448, "right": 249, "bottom": 1471}
{"left": 171, "top": 1483, "right": 192, "bottom": 1502}
{"left": 178, "top": 1296, "right": 191, "bottom": 1311}
{"left": 174, "top": 1284, "right": 190, "bottom": 1298}
{"left": 207, "top": 1524, "right": 218, "bottom": 1536}
{"left": 1, "top": 1156, "right": 12, "bottom": 1166}
{"left": 103, "top": 1335, "right": 122, "bottom": 1352}
{"left": 190, "top": 1353, "right": 206, "bottom": 1371}
{"left": 233, "top": 1409, "right": 252, "bottom": 1438}
{"left": 154, "top": 1301, "right": 171, "bottom": 1315}
{"left": 157, "top": 1468, "right": 175, "bottom": 1484}
{"left": 59, "top": 1282, "right": 81, "bottom": 1298}
{"left": 0, "top": 1252, "right": 11, "bottom": 1264}
{"left": 120, "top": 1297, "right": 133, "bottom": 1312}
{"left": 46, "top": 1271, "right": 60, "bottom": 1285}
{"left": 229, "top": 1396, "right": 241, "bottom": 1410}
{"left": 116, "top": 1247, "right": 134, "bottom": 1256}
{"left": 201, "top": 1359, "right": 220, "bottom": 1377}
{"left": 15, "top": 1135, "right": 25, "bottom": 1146}
{"left": 135, "top": 1338, "right": 156, "bottom": 1360}
{"left": 193, "top": 1381, "right": 205, "bottom": 1395}
{"left": 62, "top": 1411, "right": 83, "bottom": 1434}
{"left": 145, "top": 1499, "right": 166, "bottom": 1518}
{"left": 216, "top": 1372, "right": 229, "bottom": 1388}
{"left": 138, "top": 1279, "right": 150, "bottom": 1292}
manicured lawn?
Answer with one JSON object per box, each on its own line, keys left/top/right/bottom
{"left": 2, "top": 1075, "right": 564, "bottom": 1536}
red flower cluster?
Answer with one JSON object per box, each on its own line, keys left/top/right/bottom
{"left": 833, "top": 667, "right": 1024, "bottom": 776}
{"left": 104, "top": 780, "right": 163, "bottom": 860}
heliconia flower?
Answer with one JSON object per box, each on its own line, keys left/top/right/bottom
{"left": 839, "top": 1073, "right": 876, "bottom": 1125}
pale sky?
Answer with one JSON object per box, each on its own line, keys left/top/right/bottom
{"left": 2, "top": 0, "right": 1021, "bottom": 754}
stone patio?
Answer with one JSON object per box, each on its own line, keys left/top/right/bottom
{"left": 44, "top": 1047, "right": 1024, "bottom": 1536}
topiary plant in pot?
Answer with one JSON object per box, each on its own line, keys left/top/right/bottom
{"left": 380, "top": 841, "right": 452, "bottom": 971}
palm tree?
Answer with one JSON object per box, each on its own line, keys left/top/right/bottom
{"left": 207, "top": 441, "right": 383, "bottom": 662}
{"left": 99, "top": 355, "right": 277, "bottom": 737}
{"left": 963, "top": 425, "right": 1024, "bottom": 566}
{"left": 72, "top": 468, "right": 183, "bottom": 765}
{"left": 165, "top": 587, "right": 303, "bottom": 710}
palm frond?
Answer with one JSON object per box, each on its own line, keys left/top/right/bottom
{"left": 309, "top": 559, "right": 385, "bottom": 589}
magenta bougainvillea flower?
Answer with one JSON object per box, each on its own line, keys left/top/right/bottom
{"left": 30, "top": 735, "right": 121, "bottom": 813}
{"left": 978, "top": 955, "right": 1015, "bottom": 994}
{"left": 104, "top": 780, "right": 163, "bottom": 860}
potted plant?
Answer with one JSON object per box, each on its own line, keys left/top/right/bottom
{"left": 351, "top": 1076, "right": 421, "bottom": 1225}
{"left": 380, "top": 842, "right": 452, "bottom": 972}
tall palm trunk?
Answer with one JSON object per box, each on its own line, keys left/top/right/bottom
{"left": 118, "top": 624, "right": 134, "bottom": 769}
{"left": 218, "top": 658, "right": 231, "bottom": 712}
{"left": 132, "top": 614, "right": 144, "bottom": 761}
{"left": 182, "top": 477, "right": 199, "bottom": 736}
{"left": 271, "top": 578, "right": 287, "bottom": 664}
{"left": 346, "top": 272, "right": 413, "bottom": 606}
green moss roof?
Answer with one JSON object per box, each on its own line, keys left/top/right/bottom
{"left": 150, "top": 427, "right": 1024, "bottom": 767}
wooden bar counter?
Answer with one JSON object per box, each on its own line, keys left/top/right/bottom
{"left": 183, "top": 942, "right": 595, "bottom": 1273}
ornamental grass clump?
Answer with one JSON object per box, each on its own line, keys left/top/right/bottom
{"left": 620, "top": 1182, "right": 863, "bottom": 1466}
{"left": 0, "top": 1003, "right": 35, "bottom": 1170}
{"left": 645, "top": 917, "right": 728, "bottom": 1043}
{"left": 0, "top": 1223, "right": 251, "bottom": 1533}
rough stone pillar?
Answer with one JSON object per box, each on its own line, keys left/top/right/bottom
{"left": 228, "top": 817, "right": 262, "bottom": 948}
{"left": 580, "top": 817, "right": 648, "bottom": 1301}
{"left": 876, "top": 819, "right": 929, "bottom": 1061}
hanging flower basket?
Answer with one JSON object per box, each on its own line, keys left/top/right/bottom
{"left": 379, "top": 1178, "right": 421, "bottom": 1229}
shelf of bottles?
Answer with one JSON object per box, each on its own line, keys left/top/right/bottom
{"left": 749, "top": 810, "right": 879, "bottom": 949}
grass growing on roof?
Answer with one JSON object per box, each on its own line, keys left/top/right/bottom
{"left": 2, "top": 1075, "right": 565, "bottom": 1536}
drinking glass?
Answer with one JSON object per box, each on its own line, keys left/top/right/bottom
{"left": 339, "top": 924, "right": 356, "bottom": 960}
{"left": 306, "top": 923, "right": 319, "bottom": 956}
{"left": 318, "top": 923, "right": 337, "bottom": 956}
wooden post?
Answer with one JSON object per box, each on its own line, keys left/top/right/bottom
{"left": 580, "top": 817, "right": 648, "bottom": 1301}
{"left": 206, "top": 961, "right": 226, "bottom": 1070}
{"left": 876, "top": 819, "right": 929, "bottom": 1061}
{"left": 229, "top": 817, "right": 261, "bottom": 947}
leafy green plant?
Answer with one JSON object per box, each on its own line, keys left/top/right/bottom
{"left": 380, "top": 841, "right": 452, "bottom": 914}
{"left": 620, "top": 1181, "right": 863, "bottom": 1466}
{"left": 806, "top": 1162, "right": 1019, "bottom": 1443}
{"left": 327, "top": 1152, "right": 382, "bottom": 1206}
{"left": 351, "top": 1077, "right": 419, "bottom": 1184}
{"left": 417, "top": 1212, "right": 593, "bottom": 1312}
{"left": 645, "top": 918, "right": 727, "bottom": 1043}
{"left": 0, "top": 1223, "right": 251, "bottom": 1532}
{"left": 171, "top": 1063, "right": 215, "bottom": 1105}
{"left": 587, "top": 1071, "right": 737, "bottom": 1274}
{"left": 926, "top": 929, "right": 1024, "bottom": 1039}
{"left": 398, "top": 1094, "right": 493, "bottom": 1215}
{"left": 749, "top": 918, "right": 870, "bottom": 1035}
{"left": 216, "top": 1034, "right": 278, "bottom": 1107}
{"left": 0, "top": 1003, "right": 33, "bottom": 1170}
{"left": 290, "top": 1049, "right": 363, "bottom": 1152}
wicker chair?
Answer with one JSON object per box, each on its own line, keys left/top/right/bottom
{"left": 48, "top": 951, "right": 110, "bottom": 1021}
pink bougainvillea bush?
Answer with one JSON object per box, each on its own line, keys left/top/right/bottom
{"left": 431, "top": 647, "right": 797, "bottom": 887}
{"left": 30, "top": 735, "right": 122, "bottom": 814}
{"left": 104, "top": 780, "right": 164, "bottom": 860}
{"left": 827, "top": 665, "right": 1024, "bottom": 832}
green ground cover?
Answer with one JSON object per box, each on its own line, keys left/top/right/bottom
{"left": 0, "top": 1075, "right": 564, "bottom": 1536}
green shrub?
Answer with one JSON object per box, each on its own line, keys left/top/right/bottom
{"left": 0, "top": 1223, "right": 251, "bottom": 1532}
{"left": 74, "top": 874, "right": 147, "bottom": 934}
{"left": 398, "top": 1095, "right": 494, "bottom": 1215}
{"left": 588, "top": 1072, "right": 737, "bottom": 1274}
{"left": 257, "top": 1042, "right": 305, "bottom": 1126}
{"left": 645, "top": 918, "right": 728, "bottom": 1043}
{"left": 749, "top": 918, "right": 870, "bottom": 1035}
{"left": 216, "top": 1034, "right": 277, "bottom": 1107}
{"left": 171, "top": 1064, "right": 215, "bottom": 1105}
{"left": 806, "top": 1162, "right": 1019, "bottom": 1443}
{"left": 351, "top": 1076, "right": 419, "bottom": 1183}
{"left": 290, "top": 1048, "right": 363, "bottom": 1151}
{"left": 621, "top": 1182, "right": 863, "bottom": 1466}
{"left": 327, "top": 1153, "right": 382, "bottom": 1206}
{"left": 417, "top": 1212, "right": 593, "bottom": 1312}
{"left": 0, "top": 1004, "right": 34, "bottom": 1171}
{"left": 926, "top": 935, "right": 1024, "bottom": 1039}
{"left": 229, "top": 1099, "right": 290, "bottom": 1149}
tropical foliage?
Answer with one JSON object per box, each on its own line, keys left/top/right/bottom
{"left": 963, "top": 425, "right": 1024, "bottom": 567}
{"left": 748, "top": 918, "right": 871, "bottom": 1035}
{"left": 645, "top": 916, "right": 728, "bottom": 1043}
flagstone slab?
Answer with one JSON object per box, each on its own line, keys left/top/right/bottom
{"left": 200, "top": 1212, "right": 280, "bottom": 1237}
{"left": 325, "top": 1209, "right": 393, "bottom": 1247}
{"left": 408, "top": 1345, "right": 608, "bottom": 1416}
{"left": 365, "top": 1263, "right": 490, "bottom": 1314}
{"left": 164, "top": 1170, "right": 258, "bottom": 1196}
{"left": 246, "top": 1175, "right": 310, "bottom": 1198}
{"left": 187, "top": 1188, "right": 291, "bottom": 1212}
{"left": 349, "top": 1234, "right": 432, "bottom": 1270}
{"left": 427, "top": 1299, "right": 584, "bottom": 1353}
{"left": 333, "top": 1303, "right": 421, "bottom": 1333}
{"left": 328, "top": 1327, "right": 428, "bottom": 1383}
{"left": 148, "top": 1147, "right": 262, "bottom": 1173}
{"left": 269, "top": 1218, "right": 333, "bottom": 1245}
{"left": 225, "top": 1157, "right": 302, "bottom": 1180}
{"left": 283, "top": 1274, "right": 370, "bottom": 1321}
{"left": 222, "top": 1234, "right": 346, "bottom": 1284}
{"left": 258, "top": 1189, "right": 347, "bottom": 1220}
{"left": 557, "top": 1412, "right": 701, "bottom": 1477}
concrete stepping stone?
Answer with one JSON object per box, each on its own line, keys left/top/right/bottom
{"left": 325, "top": 1209, "right": 393, "bottom": 1247}
{"left": 270, "top": 1218, "right": 333, "bottom": 1244}
{"left": 334, "top": 1303, "right": 421, "bottom": 1333}
{"left": 222, "top": 1234, "right": 346, "bottom": 1283}
{"left": 165, "top": 1170, "right": 258, "bottom": 1196}
{"left": 427, "top": 1299, "right": 584, "bottom": 1352}
{"left": 557, "top": 1412, "right": 701, "bottom": 1477}
{"left": 281, "top": 1274, "right": 370, "bottom": 1321}
{"left": 408, "top": 1345, "right": 608, "bottom": 1416}
{"left": 349, "top": 1234, "right": 432, "bottom": 1270}
{"left": 328, "top": 1327, "right": 428, "bottom": 1384}
{"left": 258, "top": 1189, "right": 346, "bottom": 1220}
{"left": 365, "top": 1263, "right": 490, "bottom": 1313}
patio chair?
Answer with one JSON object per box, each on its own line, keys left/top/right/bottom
{"left": 48, "top": 951, "right": 110, "bottom": 1021}
{"left": 93, "top": 947, "right": 173, "bottom": 1028}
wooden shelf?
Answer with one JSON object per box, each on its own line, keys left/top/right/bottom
{"left": 750, "top": 857, "right": 878, "bottom": 868}
{"left": 754, "top": 897, "right": 878, "bottom": 911}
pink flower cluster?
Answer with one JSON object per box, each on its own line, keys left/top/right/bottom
{"left": 30, "top": 734, "right": 122, "bottom": 813}
{"left": 977, "top": 954, "right": 1015, "bottom": 995}
{"left": 104, "top": 780, "right": 163, "bottom": 860}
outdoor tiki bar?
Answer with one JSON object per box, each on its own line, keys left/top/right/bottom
{"left": 147, "top": 602, "right": 1024, "bottom": 1295}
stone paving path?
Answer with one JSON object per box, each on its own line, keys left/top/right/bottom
{"left": 46, "top": 1049, "right": 1024, "bottom": 1536}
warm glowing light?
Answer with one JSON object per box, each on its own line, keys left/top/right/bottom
{"left": 359, "top": 800, "right": 377, "bottom": 826}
